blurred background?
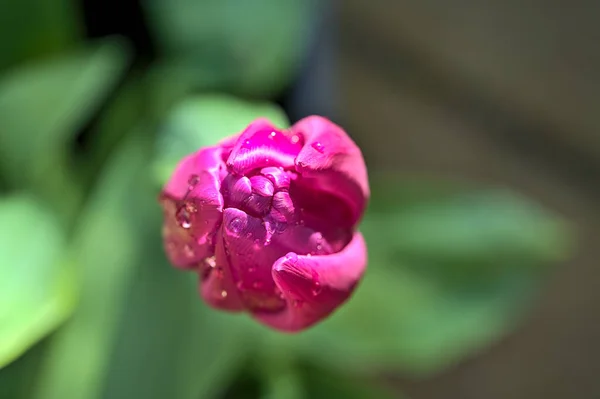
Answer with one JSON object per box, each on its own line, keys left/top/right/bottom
{"left": 0, "top": 0, "right": 598, "bottom": 398}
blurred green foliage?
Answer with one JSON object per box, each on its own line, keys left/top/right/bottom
{"left": 143, "top": 0, "right": 317, "bottom": 97}
{"left": 0, "top": 0, "right": 571, "bottom": 398}
{"left": 0, "top": 197, "right": 74, "bottom": 367}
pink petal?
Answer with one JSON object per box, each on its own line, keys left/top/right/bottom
{"left": 227, "top": 118, "right": 303, "bottom": 175}
{"left": 260, "top": 167, "right": 291, "bottom": 191}
{"left": 221, "top": 208, "right": 286, "bottom": 312}
{"left": 160, "top": 146, "right": 225, "bottom": 268}
{"left": 256, "top": 232, "right": 367, "bottom": 332}
{"left": 268, "top": 221, "right": 350, "bottom": 258}
{"left": 199, "top": 225, "right": 244, "bottom": 311}
{"left": 292, "top": 116, "right": 369, "bottom": 227}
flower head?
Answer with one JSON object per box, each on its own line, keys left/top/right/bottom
{"left": 160, "top": 116, "right": 369, "bottom": 332}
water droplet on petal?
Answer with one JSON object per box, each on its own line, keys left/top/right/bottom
{"left": 291, "top": 135, "right": 300, "bottom": 144}
{"left": 204, "top": 256, "right": 216, "bottom": 269}
{"left": 264, "top": 238, "right": 271, "bottom": 246}
{"left": 269, "top": 131, "right": 277, "bottom": 139}
{"left": 220, "top": 290, "right": 228, "bottom": 298}
{"left": 175, "top": 206, "right": 192, "bottom": 229}
{"left": 286, "top": 252, "right": 298, "bottom": 263}
{"left": 311, "top": 142, "right": 324, "bottom": 153}
{"left": 247, "top": 266, "right": 256, "bottom": 273}
{"left": 316, "top": 244, "right": 323, "bottom": 251}
{"left": 183, "top": 244, "right": 195, "bottom": 258}
{"left": 188, "top": 174, "right": 200, "bottom": 187}
{"left": 228, "top": 217, "right": 243, "bottom": 233}
{"left": 312, "top": 281, "right": 322, "bottom": 296}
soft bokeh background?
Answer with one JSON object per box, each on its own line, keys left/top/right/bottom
{"left": 0, "top": 1, "right": 598, "bottom": 398}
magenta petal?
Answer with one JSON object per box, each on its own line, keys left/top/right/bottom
{"left": 160, "top": 146, "right": 225, "bottom": 268}
{"left": 260, "top": 167, "right": 291, "bottom": 191}
{"left": 227, "top": 119, "right": 303, "bottom": 174}
{"left": 221, "top": 208, "right": 286, "bottom": 312}
{"left": 199, "top": 225, "right": 244, "bottom": 311}
{"left": 256, "top": 232, "right": 367, "bottom": 332}
{"left": 292, "top": 116, "right": 369, "bottom": 227}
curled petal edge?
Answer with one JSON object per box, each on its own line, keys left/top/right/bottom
{"left": 292, "top": 116, "right": 369, "bottom": 227}
{"left": 254, "top": 232, "right": 367, "bottom": 332}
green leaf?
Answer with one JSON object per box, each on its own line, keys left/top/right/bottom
{"left": 101, "top": 246, "right": 250, "bottom": 399}
{"left": 0, "top": 40, "right": 130, "bottom": 220}
{"left": 143, "top": 0, "right": 316, "bottom": 97}
{"left": 299, "top": 364, "right": 400, "bottom": 399}
{"left": 365, "top": 181, "right": 570, "bottom": 277}
{"left": 0, "top": 196, "right": 75, "bottom": 368}
{"left": 153, "top": 94, "right": 289, "bottom": 185}
{"left": 0, "top": 0, "right": 79, "bottom": 70}
{"left": 32, "top": 131, "right": 151, "bottom": 399}
{"left": 282, "top": 179, "right": 570, "bottom": 376}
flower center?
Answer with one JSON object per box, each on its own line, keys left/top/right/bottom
{"left": 220, "top": 166, "right": 294, "bottom": 219}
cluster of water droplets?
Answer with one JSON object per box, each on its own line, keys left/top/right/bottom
{"left": 174, "top": 174, "right": 201, "bottom": 230}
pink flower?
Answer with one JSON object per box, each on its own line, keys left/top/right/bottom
{"left": 159, "top": 116, "right": 369, "bottom": 332}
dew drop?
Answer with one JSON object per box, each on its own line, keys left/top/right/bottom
{"left": 286, "top": 252, "right": 298, "bottom": 263}
{"left": 264, "top": 238, "right": 271, "bottom": 246}
{"left": 311, "top": 142, "right": 324, "bottom": 153}
{"left": 316, "top": 244, "right": 323, "bottom": 251}
{"left": 204, "top": 256, "right": 217, "bottom": 269}
{"left": 269, "top": 131, "right": 277, "bottom": 139}
{"left": 183, "top": 244, "right": 195, "bottom": 258}
{"left": 290, "top": 135, "right": 300, "bottom": 144}
{"left": 220, "top": 290, "right": 228, "bottom": 298}
{"left": 188, "top": 174, "right": 200, "bottom": 187}
{"left": 247, "top": 266, "right": 256, "bottom": 273}
{"left": 236, "top": 281, "right": 244, "bottom": 290}
{"left": 312, "top": 281, "right": 322, "bottom": 296}
{"left": 228, "top": 217, "right": 243, "bottom": 233}
{"left": 175, "top": 206, "right": 192, "bottom": 229}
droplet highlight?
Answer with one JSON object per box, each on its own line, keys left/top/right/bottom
{"left": 175, "top": 206, "right": 192, "bottom": 229}
{"left": 228, "top": 217, "right": 243, "bottom": 233}
{"left": 188, "top": 174, "right": 200, "bottom": 187}
{"left": 311, "top": 142, "right": 324, "bottom": 153}
{"left": 311, "top": 281, "right": 322, "bottom": 297}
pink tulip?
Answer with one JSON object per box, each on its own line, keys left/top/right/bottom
{"left": 159, "top": 116, "right": 369, "bottom": 332}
